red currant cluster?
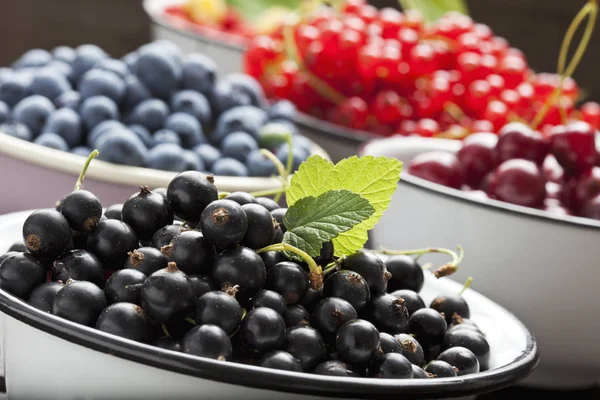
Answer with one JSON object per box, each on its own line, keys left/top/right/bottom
{"left": 243, "top": 0, "right": 600, "bottom": 138}
{"left": 408, "top": 120, "right": 600, "bottom": 220}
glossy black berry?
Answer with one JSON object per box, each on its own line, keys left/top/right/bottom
{"left": 447, "top": 317, "right": 481, "bottom": 334}
{"left": 323, "top": 270, "right": 370, "bottom": 312}
{"left": 424, "top": 344, "right": 443, "bottom": 363}
{"left": 240, "top": 204, "right": 276, "bottom": 249}
{"left": 313, "top": 241, "right": 334, "bottom": 267}
{"left": 162, "top": 318, "right": 196, "bottom": 340}
{"left": 0, "top": 251, "right": 16, "bottom": 267}
{"left": 270, "top": 208, "right": 287, "bottom": 232}
{"left": 259, "top": 251, "right": 287, "bottom": 271}
{"left": 211, "top": 246, "right": 266, "bottom": 303}
{"left": 256, "top": 197, "right": 280, "bottom": 211}
{"left": 408, "top": 308, "right": 447, "bottom": 347}
{"left": 189, "top": 274, "right": 216, "bottom": 299}
{"left": 283, "top": 304, "right": 310, "bottom": 327}
{"left": 272, "top": 226, "right": 283, "bottom": 244}
{"left": 196, "top": 290, "right": 243, "bottom": 335}
{"left": 8, "top": 242, "right": 27, "bottom": 252}
{"left": 59, "top": 190, "right": 103, "bottom": 232}
{"left": 339, "top": 251, "right": 389, "bottom": 297}
{"left": 389, "top": 289, "right": 426, "bottom": 316}
{"left": 283, "top": 326, "right": 327, "bottom": 371}
{"left": 52, "top": 280, "right": 107, "bottom": 326}
{"left": 385, "top": 255, "right": 425, "bottom": 293}
{"left": 86, "top": 219, "right": 138, "bottom": 269}
{"left": 424, "top": 360, "right": 458, "bottom": 378}
{"left": 437, "top": 346, "right": 480, "bottom": 376}
{"left": 313, "top": 360, "right": 358, "bottom": 377}
{"left": 412, "top": 364, "right": 431, "bottom": 379}
{"left": 240, "top": 307, "right": 286, "bottom": 353}
{"left": 311, "top": 297, "right": 357, "bottom": 343}
{"left": 28, "top": 281, "right": 65, "bottom": 313}
{"left": 299, "top": 287, "right": 322, "bottom": 314}
{"left": 52, "top": 249, "right": 105, "bottom": 289}
{"left": 105, "top": 269, "right": 147, "bottom": 304}
{"left": 23, "top": 209, "right": 72, "bottom": 260}
{"left": 181, "top": 324, "right": 233, "bottom": 361}
{"left": 430, "top": 294, "right": 470, "bottom": 324}
{"left": 140, "top": 262, "right": 195, "bottom": 323}
{"left": 368, "top": 293, "right": 409, "bottom": 334}
{"left": 122, "top": 186, "right": 174, "bottom": 241}
{"left": 368, "top": 353, "right": 413, "bottom": 379}
{"left": 443, "top": 329, "right": 490, "bottom": 371}
{"left": 224, "top": 191, "right": 258, "bottom": 205}
{"left": 165, "top": 230, "right": 215, "bottom": 275}
{"left": 0, "top": 252, "right": 47, "bottom": 299}
{"left": 336, "top": 319, "right": 380, "bottom": 366}
{"left": 153, "top": 336, "right": 182, "bottom": 352}
{"left": 395, "top": 333, "right": 425, "bottom": 366}
{"left": 96, "top": 302, "right": 157, "bottom": 343}
{"left": 200, "top": 199, "right": 248, "bottom": 249}
{"left": 378, "top": 332, "right": 402, "bottom": 354}
{"left": 124, "top": 247, "right": 169, "bottom": 276}
{"left": 150, "top": 224, "right": 184, "bottom": 249}
{"left": 258, "top": 350, "right": 302, "bottom": 372}
{"left": 104, "top": 204, "right": 123, "bottom": 220}
{"left": 167, "top": 171, "right": 218, "bottom": 223}
{"left": 265, "top": 261, "right": 308, "bottom": 304}
{"left": 71, "top": 231, "right": 88, "bottom": 250}
{"left": 251, "top": 289, "right": 286, "bottom": 315}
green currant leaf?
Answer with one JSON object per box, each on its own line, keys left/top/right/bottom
{"left": 286, "top": 155, "right": 336, "bottom": 205}
{"left": 225, "top": 0, "right": 299, "bottom": 21}
{"left": 398, "top": 0, "right": 469, "bottom": 22}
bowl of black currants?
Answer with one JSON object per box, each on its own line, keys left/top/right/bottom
{"left": 0, "top": 151, "right": 538, "bottom": 399}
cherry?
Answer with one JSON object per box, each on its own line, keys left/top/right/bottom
{"left": 457, "top": 132, "right": 498, "bottom": 188}
{"left": 581, "top": 194, "right": 600, "bottom": 220}
{"left": 470, "top": 120, "right": 494, "bottom": 133}
{"left": 408, "top": 151, "right": 465, "bottom": 189}
{"left": 542, "top": 154, "right": 565, "bottom": 184}
{"left": 487, "top": 159, "right": 547, "bottom": 208}
{"left": 495, "top": 122, "right": 549, "bottom": 165}
{"left": 549, "top": 121, "right": 597, "bottom": 178}
{"left": 581, "top": 101, "right": 600, "bottom": 130}
{"left": 560, "top": 167, "right": 600, "bottom": 213}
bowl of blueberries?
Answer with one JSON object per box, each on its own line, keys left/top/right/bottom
{"left": 360, "top": 131, "right": 600, "bottom": 389}
{"left": 0, "top": 40, "right": 328, "bottom": 214}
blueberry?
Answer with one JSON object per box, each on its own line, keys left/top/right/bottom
{"left": 192, "top": 143, "right": 221, "bottom": 170}
{"left": 170, "top": 90, "right": 212, "bottom": 128}
{"left": 13, "top": 49, "right": 51, "bottom": 69}
{"left": 146, "top": 143, "right": 186, "bottom": 172}
{"left": 245, "top": 150, "right": 278, "bottom": 177}
{"left": 153, "top": 129, "right": 181, "bottom": 147}
{"left": 34, "top": 132, "right": 69, "bottom": 151}
{"left": 54, "top": 90, "right": 81, "bottom": 110}
{"left": 96, "top": 128, "right": 147, "bottom": 167}
{"left": 268, "top": 100, "right": 296, "bottom": 121}
{"left": 140, "top": 40, "right": 184, "bottom": 66}
{"left": 44, "top": 60, "right": 74, "bottom": 82}
{"left": 122, "top": 75, "right": 152, "bottom": 112}
{"left": 212, "top": 157, "right": 249, "bottom": 177}
{"left": 210, "top": 73, "right": 267, "bottom": 115}
{"left": 51, "top": 46, "right": 76, "bottom": 64}
{"left": 136, "top": 47, "right": 182, "bottom": 99}
{"left": 221, "top": 131, "right": 258, "bottom": 162}
{"left": 0, "top": 121, "right": 33, "bottom": 141}
{"left": 78, "top": 68, "right": 126, "bottom": 104}
{"left": 79, "top": 95, "right": 119, "bottom": 130}
{"left": 128, "top": 99, "right": 169, "bottom": 132}
{"left": 87, "top": 120, "right": 125, "bottom": 147}
{"left": 71, "top": 44, "right": 108, "bottom": 83}
{"left": 0, "top": 100, "right": 9, "bottom": 124}
{"left": 276, "top": 144, "right": 309, "bottom": 173}
{"left": 182, "top": 150, "right": 205, "bottom": 171}
{"left": 165, "top": 112, "right": 204, "bottom": 149}
{"left": 0, "top": 68, "right": 12, "bottom": 84}
{"left": 128, "top": 124, "right": 153, "bottom": 148}
{"left": 122, "top": 51, "right": 139, "bottom": 74}
{"left": 180, "top": 53, "right": 216, "bottom": 96}
{"left": 95, "top": 58, "right": 129, "bottom": 78}
{"left": 43, "top": 108, "right": 82, "bottom": 147}
{"left": 30, "top": 68, "right": 71, "bottom": 100}
{"left": 12, "top": 95, "right": 56, "bottom": 136}
{"left": 291, "top": 135, "right": 313, "bottom": 155}
{"left": 0, "top": 71, "right": 32, "bottom": 107}
{"left": 212, "top": 105, "right": 268, "bottom": 144}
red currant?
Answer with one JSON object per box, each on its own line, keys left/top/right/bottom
{"left": 488, "top": 36, "right": 509, "bottom": 58}
{"left": 456, "top": 52, "right": 481, "bottom": 83}
{"left": 496, "top": 55, "right": 528, "bottom": 89}
{"left": 356, "top": 4, "right": 379, "bottom": 24}
{"left": 328, "top": 96, "right": 369, "bottom": 130}
{"left": 471, "top": 119, "right": 494, "bottom": 133}
{"left": 398, "top": 28, "right": 419, "bottom": 58}
{"left": 465, "top": 80, "right": 492, "bottom": 116}
{"left": 472, "top": 23, "right": 493, "bottom": 41}
{"left": 409, "top": 43, "right": 436, "bottom": 77}
{"left": 455, "top": 32, "right": 481, "bottom": 55}
{"left": 483, "top": 100, "right": 509, "bottom": 131}
{"left": 414, "top": 118, "right": 440, "bottom": 137}
{"left": 397, "top": 120, "right": 417, "bottom": 136}
{"left": 581, "top": 102, "right": 600, "bottom": 130}
{"left": 372, "top": 90, "right": 405, "bottom": 125}
{"left": 404, "top": 9, "right": 424, "bottom": 32}
{"left": 376, "top": 8, "right": 404, "bottom": 39}
{"left": 342, "top": 0, "right": 366, "bottom": 14}
{"left": 243, "top": 35, "right": 280, "bottom": 78}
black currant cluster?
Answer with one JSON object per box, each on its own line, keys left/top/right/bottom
{"left": 0, "top": 168, "right": 490, "bottom": 380}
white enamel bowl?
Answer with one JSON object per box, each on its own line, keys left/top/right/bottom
{"left": 360, "top": 136, "right": 600, "bottom": 389}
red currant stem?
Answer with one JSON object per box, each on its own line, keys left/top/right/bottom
{"left": 74, "top": 149, "right": 99, "bottom": 191}
{"left": 373, "top": 245, "right": 464, "bottom": 279}
{"left": 443, "top": 102, "right": 466, "bottom": 122}
{"left": 559, "top": 97, "right": 569, "bottom": 125}
{"left": 185, "top": 317, "right": 196, "bottom": 325}
{"left": 161, "top": 323, "right": 170, "bottom": 337}
{"left": 257, "top": 243, "right": 322, "bottom": 288}
{"left": 458, "top": 276, "right": 473, "bottom": 296}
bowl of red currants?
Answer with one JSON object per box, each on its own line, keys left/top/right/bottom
{"left": 360, "top": 122, "right": 600, "bottom": 389}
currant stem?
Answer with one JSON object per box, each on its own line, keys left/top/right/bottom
{"left": 185, "top": 317, "right": 196, "bottom": 325}
{"left": 218, "top": 191, "right": 231, "bottom": 199}
{"left": 372, "top": 245, "right": 464, "bottom": 278}
{"left": 257, "top": 242, "right": 323, "bottom": 289}
{"left": 459, "top": 276, "right": 473, "bottom": 296}
{"left": 161, "top": 323, "right": 170, "bottom": 337}
{"left": 74, "top": 149, "right": 99, "bottom": 191}
{"left": 248, "top": 186, "right": 287, "bottom": 198}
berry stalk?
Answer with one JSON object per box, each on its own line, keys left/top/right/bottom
{"left": 373, "top": 245, "right": 464, "bottom": 278}
{"left": 257, "top": 242, "right": 323, "bottom": 289}
{"left": 74, "top": 149, "right": 99, "bottom": 191}
{"left": 459, "top": 276, "right": 473, "bottom": 295}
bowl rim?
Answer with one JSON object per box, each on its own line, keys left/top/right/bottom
{"left": 359, "top": 136, "right": 600, "bottom": 231}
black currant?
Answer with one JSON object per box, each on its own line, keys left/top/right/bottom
{"left": 23, "top": 209, "right": 72, "bottom": 260}
{"left": 86, "top": 219, "right": 138, "bottom": 269}
{"left": 150, "top": 224, "right": 185, "bottom": 249}
{"left": 266, "top": 261, "right": 308, "bottom": 304}
{"left": 200, "top": 199, "right": 248, "bottom": 248}
{"left": 8, "top": 242, "right": 27, "bottom": 252}
{"left": 430, "top": 294, "right": 470, "bottom": 324}
{"left": 283, "top": 326, "right": 327, "bottom": 371}
{"left": 437, "top": 346, "right": 480, "bottom": 376}
{"left": 299, "top": 287, "right": 322, "bottom": 313}
{"left": 52, "top": 249, "right": 105, "bottom": 289}
{"left": 251, "top": 289, "right": 286, "bottom": 315}
{"left": 378, "top": 332, "right": 402, "bottom": 354}
{"left": 389, "top": 289, "right": 426, "bottom": 316}
{"left": 448, "top": 316, "right": 481, "bottom": 334}
{"left": 0, "top": 251, "right": 16, "bottom": 267}
{"left": 443, "top": 329, "right": 491, "bottom": 371}
{"left": 163, "top": 318, "right": 196, "bottom": 340}
{"left": 283, "top": 304, "right": 310, "bottom": 327}
{"left": 335, "top": 319, "right": 380, "bottom": 366}
{"left": 153, "top": 336, "right": 182, "bottom": 352}
{"left": 59, "top": 190, "right": 103, "bottom": 232}
{"left": 181, "top": 324, "right": 233, "bottom": 361}
{"left": 424, "top": 360, "right": 458, "bottom": 378}
{"left": 211, "top": 246, "right": 266, "bottom": 303}
{"left": 96, "top": 302, "right": 157, "bottom": 343}
{"left": 166, "top": 231, "right": 215, "bottom": 276}
{"left": 104, "top": 204, "right": 123, "bottom": 220}
{"left": 260, "top": 251, "right": 287, "bottom": 271}
{"left": 52, "top": 280, "right": 107, "bottom": 326}
{"left": 395, "top": 333, "right": 425, "bottom": 366}
{"left": 153, "top": 187, "right": 168, "bottom": 199}
{"left": 313, "top": 360, "right": 358, "bottom": 377}
{"left": 256, "top": 197, "right": 280, "bottom": 211}
{"left": 140, "top": 262, "right": 195, "bottom": 323}
{"left": 368, "top": 293, "right": 409, "bottom": 334}
{"left": 313, "top": 241, "right": 334, "bottom": 267}
{"left": 195, "top": 289, "right": 243, "bottom": 335}
{"left": 368, "top": 353, "right": 413, "bottom": 379}
{"left": 270, "top": 208, "right": 287, "bottom": 232}
{"left": 28, "top": 281, "right": 65, "bottom": 313}
{"left": 311, "top": 297, "right": 357, "bottom": 343}
{"left": 412, "top": 364, "right": 431, "bottom": 379}
{"left": 122, "top": 186, "right": 174, "bottom": 241}
{"left": 167, "top": 171, "right": 218, "bottom": 223}
{"left": 0, "top": 252, "right": 47, "bottom": 299}
{"left": 189, "top": 274, "right": 216, "bottom": 299}
{"left": 385, "top": 255, "right": 425, "bottom": 293}
{"left": 105, "top": 269, "right": 147, "bottom": 304}
{"left": 272, "top": 226, "right": 283, "bottom": 244}
{"left": 424, "top": 344, "right": 443, "bottom": 363}
{"left": 240, "top": 204, "right": 276, "bottom": 249}
{"left": 224, "top": 191, "right": 258, "bottom": 205}
{"left": 240, "top": 307, "right": 286, "bottom": 353}
{"left": 71, "top": 230, "right": 88, "bottom": 250}
{"left": 258, "top": 350, "right": 302, "bottom": 372}
{"left": 124, "top": 247, "right": 169, "bottom": 276}
{"left": 323, "top": 270, "right": 370, "bottom": 312}
{"left": 339, "top": 251, "right": 390, "bottom": 297}
{"left": 408, "top": 308, "right": 447, "bottom": 347}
